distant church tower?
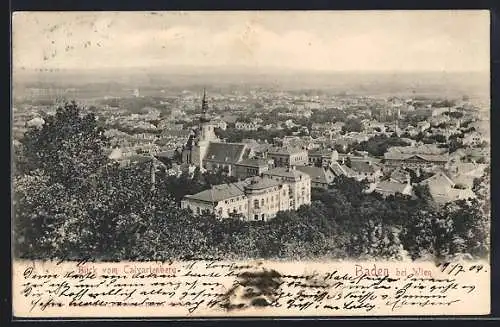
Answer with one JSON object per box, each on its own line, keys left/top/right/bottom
{"left": 198, "top": 88, "right": 218, "bottom": 143}
{"left": 181, "top": 88, "right": 219, "bottom": 167}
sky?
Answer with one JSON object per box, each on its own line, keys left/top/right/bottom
{"left": 12, "top": 11, "right": 490, "bottom": 72}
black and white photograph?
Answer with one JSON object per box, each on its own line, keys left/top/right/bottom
{"left": 11, "top": 10, "right": 491, "bottom": 317}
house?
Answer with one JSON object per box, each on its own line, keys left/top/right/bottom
{"left": 296, "top": 166, "right": 335, "bottom": 189}
{"left": 373, "top": 181, "right": 413, "bottom": 197}
{"left": 388, "top": 167, "right": 411, "bottom": 184}
{"left": 447, "top": 163, "right": 487, "bottom": 188}
{"left": 462, "top": 131, "right": 484, "bottom": 146}
{"left": 235, "top": 121, "right": 259, "bottom": 131}
{"left": 308, "top": 149, "right": 339, "bottom": 167}
{"left": 430, "top": 115, "right": 451, "bottom": 127}
{"left": 268, "top": 147, "right": 308, "bottom": 168}
{"left": 419, "top": 171, "right": 476, "bottom": 204}
{"left": 242, "top": 141, "right": 273, "bottom": 159}
{"left": 181, "top": 181, "right": 248, "bottom": 218}
{"left": 348, "top": 160, "right": 383, "bottom": 182}
{"left": 330, "top": 162, "right": 357, "bottom": 179}
{"left": 384, "top": 153, "right": 449, "bottom": 170}
{"left": 233, "top": 158, "right": 271, "bottom": 179}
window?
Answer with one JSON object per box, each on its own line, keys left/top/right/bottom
{"left": 261, "top": 214, "right": 265, "bottom": 220}
{"left": 261, "top": 199, "right": 264, "bottom": 206}
{"left": 254, "top": 199, "right": 259, "bottom": 208}
{"left": 196, "top": 207, "right": 200, "bottom": 215}
{"left": 254, "top": 214, "right": 259, "bottom": 220}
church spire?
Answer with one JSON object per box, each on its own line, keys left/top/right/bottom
{"left": 200, "top": 88, "right": 210, "bottom": 123}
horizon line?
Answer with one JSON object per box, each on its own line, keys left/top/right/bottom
{"left": 14, "top": 66, "right": 490, "bottom": 74}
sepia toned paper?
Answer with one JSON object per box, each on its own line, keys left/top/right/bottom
{"left": 12, "top": 10, "right": 491, "bottom": 318}
{"left": 13, "top": 260, "right": 490, "bottom": 317}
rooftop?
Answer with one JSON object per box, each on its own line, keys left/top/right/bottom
{"left": 419, "top": 171, "right": 455, "bottom": 187}
{"left": 389, "top": 167, "right": 410, "bottom": 183}
{"left": 268, "top": 146, "right": 306, "bottom": 156}
{"left": 384, "top": 153, "right": 449, "bottom": 162}
{"left": 308, "top": 149, "right": 335, "bottom": 157}
{"left": 235, "top": 158, "right": 269, "bottom": 168}
{"left": 263, "top": 167, "right": 310, "bottom": 181}
{"left": 375, "top": 181, "right": 411, "bottom": 194}
{"left": 204, "top": 142, "right": 247, "bottom": 163}
{"left": 184, "top": 182, "right": 246, "bottom": 203}
{"left": 242, "top": 176, "right": 282, "bottom": 191}
{"left": 296, "top": 166, "right": 334, "bottom": 185}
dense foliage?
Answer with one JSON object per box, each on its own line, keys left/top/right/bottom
{"left": 13, "top": 102, "right": 489, "bottom": 262}
{"left": 341, "top": 118, "right": 364, "bottom": 133}
{"left": 353, "top": 134, "right": 411, "bottom": 157}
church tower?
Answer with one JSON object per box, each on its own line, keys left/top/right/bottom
{"left": 198, "top": 88, "right": 218, "bottom": 143}
{"left": 183, "top": 89, "right": 218, "bottom": 167}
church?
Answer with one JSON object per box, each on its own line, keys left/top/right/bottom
{"left": 179, "top": 90, "right": 312, "bottom": 219}
{"left": 180, "top": 89, "right": 266, "bottom": 177}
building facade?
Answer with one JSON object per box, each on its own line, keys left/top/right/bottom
{"left": 384, "top": 153, "right": 449, "bottom": 170}
{"left": 181, "top": 169, "right": 312, "bottom": 220}
{"left": 180, "top": 176, "right": 292, "bottom": 221}
{"left": 262, "top": 166, "right": 311, "bottom": 210}
{"left": 308, "top": 149, "right": 339, "bottom": 167}
{"left": 268, "top": 147, "right": 308, "bottom": 168}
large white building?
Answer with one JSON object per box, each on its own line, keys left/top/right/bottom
{"left": 181, "top": 167, "right": 312, "bottom": 220}
{"left": 262, "top": 166, "right": 311, "bottom": 210}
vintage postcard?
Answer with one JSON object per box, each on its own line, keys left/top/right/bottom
{"left": 11, "top": 11, "right": 490, "bottom": 317}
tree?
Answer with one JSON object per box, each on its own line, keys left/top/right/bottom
{"left": 13, "top": 170, "right": 74, "bottom": 259}
{"left": 442, "top": 200, "right": 489, "bottom": 258}
{"left": 354, "top": 134, "right": 410, "bottom": 157}
{"left": 20, "top": 101, "right": 110, "bottom": 188}
{"left": 342, "top": 118, "right": 363, "bottom": 133}
{"left": 472, "top": 165, "right": 490, "bottom": 218}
